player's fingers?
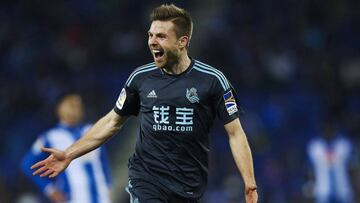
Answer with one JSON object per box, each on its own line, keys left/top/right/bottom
{"left": 31, "top": 160, "right": 46, "bottom": 169}
{"left": 49, "top": 171, "right": 59, "bottom": 178}
{"left": 32, "top": 166, "right": 48, "bottom": 176}
{"left": 40, "top": 169, "right": 53, "bottom": 178}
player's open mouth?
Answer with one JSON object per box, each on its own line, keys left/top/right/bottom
{"left": 153, "top": 50, "right": 164, "bottom": 60}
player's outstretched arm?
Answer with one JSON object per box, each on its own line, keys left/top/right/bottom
{"left": 224, "top": 118, "right": 258, "bottom": 203}
{"left": 31, "top": 147, "right": 70, "bottom": 178}
{"left": 31, "top": 110, "right": 128, "bottom": 178}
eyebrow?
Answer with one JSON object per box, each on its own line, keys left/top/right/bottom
{"left": 148, "top": 31, "right": 167, "bottom": 36}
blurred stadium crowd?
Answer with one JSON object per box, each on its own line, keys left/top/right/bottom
{"left": 0, "top": 0, "right": 359, "bottom": 202}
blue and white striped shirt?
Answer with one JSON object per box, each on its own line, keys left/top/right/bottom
{"left": 21, "top": 123, "right": 112, "bottom": 203}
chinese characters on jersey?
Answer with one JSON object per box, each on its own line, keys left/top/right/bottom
{"left": 152, "top": 106, "right": 193, "bottom": 132}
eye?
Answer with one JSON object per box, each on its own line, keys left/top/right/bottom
{"left": 157, "top": 34, "right": 166, "bottom": 39}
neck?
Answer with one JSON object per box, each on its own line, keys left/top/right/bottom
{"left": 59, "top": 120, "right": 78, "bottom": 128}
{"left": 162, "top": 54, "right": 191, "bottom": 75}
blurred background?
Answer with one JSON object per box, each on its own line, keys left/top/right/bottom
{"left": 1, "top": 0, "right": 360, "bottom": 202}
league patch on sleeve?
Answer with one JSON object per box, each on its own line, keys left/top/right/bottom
{"left": 116, "top": 88, "right": 127, "bottom": 110}
{"left": 223, "top": 90, "right": 238, "bottom": 115}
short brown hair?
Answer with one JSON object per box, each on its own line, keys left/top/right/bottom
{"left": 150, "top": 4, "right": 193, "bottom": 41}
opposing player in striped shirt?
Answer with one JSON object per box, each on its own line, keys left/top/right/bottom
{"left": 22, "top": 94, "right": 112, "bottom": 203}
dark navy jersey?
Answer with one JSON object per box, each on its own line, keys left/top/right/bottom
{"left": 114, "top": 59, "right": 239, "bottom": 198}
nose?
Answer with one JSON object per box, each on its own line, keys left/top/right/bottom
{"left": 148, "top": 36, "right": 158, "bottom": 47}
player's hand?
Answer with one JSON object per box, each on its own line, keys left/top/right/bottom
{"left": 31, "top": 147, "right": 71, "bottom": 178}
{"left": 245, "top": 186, "right": 258, "bottom": 203}
{"left": 49, "top": 189, "right": 67, "bottom": 203}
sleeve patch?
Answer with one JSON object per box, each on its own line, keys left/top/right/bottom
{"left": 116, "top": 88, "right": 127, "bottom": 110}
{"left": 223, "top": 90, "right": 238, "bottom": 115}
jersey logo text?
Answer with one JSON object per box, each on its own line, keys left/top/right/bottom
{"left": 152, "top": 105, "right": 194, "bottom": 132}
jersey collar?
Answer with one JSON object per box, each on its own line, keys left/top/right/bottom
{"left": 161, "top": 57, "right": 195, "bottom": 77}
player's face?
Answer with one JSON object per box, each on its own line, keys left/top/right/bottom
{"left": 148, "top": 20, "right": 181, "bottom": 68}
{"left": 57, "top": 95, "right": 84, "bottom": 126}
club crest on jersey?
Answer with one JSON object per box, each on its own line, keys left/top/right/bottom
{"left": 223, "top": 90, "right": 238, "bottom": 115}
{"left": 116, "top": 88, "right": 126, "bottom": 110}
{"left": 186, "top": 88, "right": 199, "bottom": 103}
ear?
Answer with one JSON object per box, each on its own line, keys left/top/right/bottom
{"left": 177, "top": 36, "right": 189, "bottom": 49}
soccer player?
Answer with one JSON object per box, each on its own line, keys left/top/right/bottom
{"left": 31, "top": 4, "right": 258, "bottom": 203}
{"left": 307, "top": 120, "right": 354, "bottom": 203}
{"left": 22, "top": 94, "right": 112, "bottom": 203}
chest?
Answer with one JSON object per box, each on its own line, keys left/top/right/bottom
{"left": 138, "top": 75, "right": 212, "bottom": 108}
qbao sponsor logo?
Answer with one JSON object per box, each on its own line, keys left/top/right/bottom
{"left": 152, "top": 106, "right": 194, "bottom": 132}
{"left": 152, "top": 125, "right": 193, "bottom": 132}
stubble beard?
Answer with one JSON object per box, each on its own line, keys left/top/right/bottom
{"left": 161, "top": 50, "right": 180, "bottom": 70}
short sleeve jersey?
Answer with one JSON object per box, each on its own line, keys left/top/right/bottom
{"left": 114, "top": 59, "right": 240, "bottom": 198}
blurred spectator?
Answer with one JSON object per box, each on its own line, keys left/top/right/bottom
{"left": 307, "top": 119, "right": 355, "bottom": 203}
{"left": 21, "top": 94, "right": 112, "bottom": 203}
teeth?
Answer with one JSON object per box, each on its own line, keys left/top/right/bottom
{"left": 153, "top": 50, "right": 160, "bottom": 53}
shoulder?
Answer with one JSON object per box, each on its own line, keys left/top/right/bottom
{"left": 308, "top": 137, "right": 323, "bottom": 146}
{"left": 43, "top": 126, "right": 63, "bottom": 138}
{"left": 43, "top": 125, "right": 76, "bottom": 144}
{"left": 81, "top": 123, "right": 92, "bottom": 131}
{"left": 307, "top": 138, "right": 325, "bottom": 154}
{"left": 79, "top": 123, "right": 92, "bottom": 135}
{"left": 31, "top": 132, "right": 48, "bottom": 154}
{"left": 125, "top": 62, "right": 158, "bottom": 87}
{"left": 336, "top": 136, "right": 352, "bottom": 148}
{"left": 45, "top": 127, "right": 67, "bottom": 140}
{"left": 192, "top": 60, "right": 231, "bottom": 91}
{"left": 31, "top": 126, "right": 63, "bottom": 153}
